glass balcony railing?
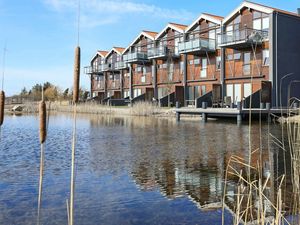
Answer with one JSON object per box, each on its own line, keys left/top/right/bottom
{"left": 178, "top": 38, "right": 216, "bottom": 54}
{"left": 123, "top": 52, "right": 148, "bottom": 63}
{"left": 218, "top": 28, "right": 268, "bottom": 47}
{"left": 115, "top": 61, "right": 128, "bottom": 70}
{"left": 84, "top": 65, "right": 106, "bottom": 74}
{"left": 148, "top": 46, "right": 179, "bottom": 59}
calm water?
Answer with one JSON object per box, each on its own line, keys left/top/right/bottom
{"left": 0, "top": 114, "right": 284, "bottom": 225}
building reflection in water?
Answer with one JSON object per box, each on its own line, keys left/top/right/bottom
{"left": 87, "top": 114, "right": 286, "bottom": 211}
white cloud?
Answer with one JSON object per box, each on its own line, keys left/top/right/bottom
{"left": 43, "top": 0, "right": 194, "bottom": 28}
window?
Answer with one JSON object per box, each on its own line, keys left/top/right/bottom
{"left": 262, "top": 17, "right": 269, "bottom": 31}
{"left": 201, "top": 58, "right": 207, "bottom": 78}
{"left": 180, "top": 61, "right": 184, "bottom": 74}
{"left": 227, "top": 54, "right": 233, "bottom": 61}
{"left": 234, "top": 15, "right": 241, "bottom": 24}
{"left": 226, "top": 25, "right": 233, "bottom": 36}
{"left": 135, "top": 66, "right": 142, "bottom": 72}
{"left": 194, "top": 58, "right": 200, "bottom": 65}
{"left": 253, "top": 19, "right": 261, "bottom": 30}
{"left": 234, "top": 53, "right": 241, "bottom": 60}
{"left": 243, "top": 52, "right": 251, "bottom": 75}
{"left": 201, "top": 85, "right": 206, "bottom": 96}
{"left": 244, "top": 83, "right": 252, "bottom": 98}
{"left": 209, "top": 29, "right": 216, "bottom": 40}
{"left": 263, "top": 49, "right": 269, "bottom": 66}
{"left": 216, "top": 56, "right": 221, "bottom": 70}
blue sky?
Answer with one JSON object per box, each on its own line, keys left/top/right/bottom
{"left": 0, "top": 0, "right": 299, "bottom": 96}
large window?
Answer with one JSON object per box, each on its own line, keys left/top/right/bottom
{"left": 253, "top": 11, "right": 269, "bottom": 31}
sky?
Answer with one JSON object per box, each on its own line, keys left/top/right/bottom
{"left": 0, "top": 0, "right": 299, "bottom": 96}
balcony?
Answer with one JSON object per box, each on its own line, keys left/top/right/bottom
{"left": 218, "top": 28, "right": 268, "bottom": 49}
{"left": 148, "top": 46, "right": 180, "bottom": 59}
{"left": 123, "top": 52, "right": 149, "bottom": 64}
{"left": 84, "top": 65, "right": 105, "bottom": 74}
{"left": 115, "top": 61, "right": 128, "bottom": 70}
{"left": 178, "top": 38, "right": 216, "bottom": 55}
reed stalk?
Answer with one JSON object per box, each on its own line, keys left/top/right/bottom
{"left": 0, "top": 90, "right": 5, "bottom": 126}
{"left": 37, "top": 93, "right": 47, "bottom": 225}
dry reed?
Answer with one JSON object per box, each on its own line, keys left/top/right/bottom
{"left": 0, "top": 90, "right": 5, "bottom": 125}
{"left": 39, "top": 101, "right": 47, "bottom": 144}
{"left": 73, "top": 46, "right": 80, "bottom": 104}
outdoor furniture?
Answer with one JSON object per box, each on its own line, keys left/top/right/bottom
{"left": 211, "top": 96, "right": 222, "bottom": 108}
{"left": 224, "top": 96, "right": 232, "bottom": 108}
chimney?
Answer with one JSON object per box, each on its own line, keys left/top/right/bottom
{"left": 298, "top": 8, "right": 300, "bottom": 15}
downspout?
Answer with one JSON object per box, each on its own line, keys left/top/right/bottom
{"left": 90, "top": 74, "right": 93, "bottom": 98}
{"left": 220, "top": 22, "right": 226, "bottom": 99}
{"left": 183, "top": 53, "right": 188, "bottom": 106}
{"left": 275, "top": 12, "right": 278, "bottom": 107}
{"left": 152, "top": 59, "right": 158, "bottom": 100}
{"left": 120, "top": 69, "right": 124, "bottom": 98}
{"left": 129, "top": 64, "right": 133, "bottom": 100}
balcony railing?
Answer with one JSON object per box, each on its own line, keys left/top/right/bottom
{"left": 123, "top": 52, "right": 149, "bottom": 63}
{"left": 178, "top": 38, "right": 216, "bottom": 54}
{"left": 115, "top": 61, "right": 128, "bottom": 70}
{"left": 148, "top": 46, "right": 180, "bottom": 59}
{"left": 84, "top": 65, "right": 105, "bottom": 74}
{"left": 218, "top": 28, "right": 268, "bottom": 49}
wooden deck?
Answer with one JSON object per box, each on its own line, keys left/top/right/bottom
{"left": 174, "top": 107, "right": 297, "bottom": 123}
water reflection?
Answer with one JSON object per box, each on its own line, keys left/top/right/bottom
{"left": 0, "top": 114, "right": 285, "bottom": 224}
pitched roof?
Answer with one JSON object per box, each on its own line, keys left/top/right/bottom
{"left": 91, "top": 50, "right": 108, "bottom": 62}
{"left": 98, "top": 51, "right": 109, "bottom": 58}
{"left": 186, "top": 13, "right": 223, "bottom": 32}
{"left": 156, "top": 22, "right": 187, "bottom": 39}
{"left": 123, "top": 30, "right": 157, "bottom": 54}
{"left": 223, "top": 1, "right": 300, "bottom": 24}
{"left": 143, "top": 30, "right": 158, "bottom": 39}
{"left": 106, "top": 47, "right": 125, "bottom": 58}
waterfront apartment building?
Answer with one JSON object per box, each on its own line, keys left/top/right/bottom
{"left": 85, "top": 1, "right": 300, "bottom": 107}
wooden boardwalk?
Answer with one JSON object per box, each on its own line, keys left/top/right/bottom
{"left": 174, "top": 107, "right": 296, "bottom": 123}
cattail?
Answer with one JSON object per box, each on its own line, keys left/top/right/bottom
{"left": 39, "top": 101, "right": 46, "bottom": 144}
{"left": 73, "top": 46, "right": 80, "bottom": 103}
{"left": 0, "top": 91, "right": 5, "bottom": 126}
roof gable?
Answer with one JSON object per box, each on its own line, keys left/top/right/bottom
{"left": 223, "top": 1, "right": 274, "bottom": 24}
{"left": 186, "top": 13, "right": 223, "bottom": 32}
{"left": 91, "top": 50, "right": 108, "bottom": 62}
{"left": 123, "top": 30, "right": 157, "bottom": 54}
{"left": 156, "top": 23, "right": 187, "bottom": 39}
{"left": 106, "top": 47, "right": 125, "bottom": 58}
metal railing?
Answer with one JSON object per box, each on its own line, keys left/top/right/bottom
{"left": 178, "top": 38, "right": 216, "bottom": 53}
{"left": 84, "top": 65, "right": 106, "bottom": 74}
{"left": 148, "top": 46, "right": 179, "bottom": 58}
{"left": 218, "top": 28, "right": 268, "bottom": 46}
{"left": 115, "top": 61, "right": 128, "bottom": 70}
{"left": 123, "top": 52, "right": 148, "bottom": 62}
